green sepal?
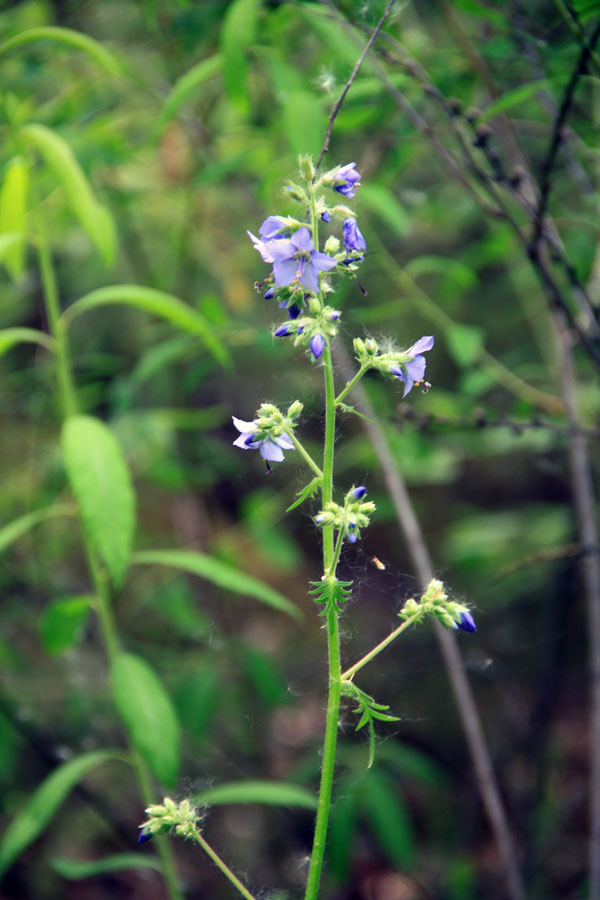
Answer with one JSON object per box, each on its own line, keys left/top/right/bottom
{"left": 341, "top": 681, "right": 400, "bottom": 769}
{"left": 286, "top": 476, "right": 322, "bottom": 513}
{"left": 336, "top": 402, "right": 374, "bottom": 424}
{"left": 308, "top": 577, "right": 353, "bottom": 615}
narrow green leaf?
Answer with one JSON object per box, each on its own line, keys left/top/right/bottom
{"left": 132, "top": 549, "right": 302, "bottom": 620}
{"left": 405, "top": 255, "right": 478, "bottom": 290}
{"left": 0, "top": 503, "right": 73, "bottom": 554}
{"left": 0, "top": 750, "right": 123, "bottom": 878}
{"left": 62, "top": 416, "right": 135, "bottom": 587}
{"left": 154, "top": 55, "right": 222, "bottom": 138}
{"left": 478, "top": 79, "right": 551, "bottom": 123}
{"left": 40, "top": 596, "right": 92, "bottom": 656}
{"left": 0, "top": 27, "right": 122, "bottom": 75}
{"left": 111, "top": 653, "right": 180, "bottom": 788}
{"left": 221, "top": 0, "right": 258, "bottom": 112}
{"left": 282, "top": 90, "right": 325, "bottom": 158}
{"left": 286, "top": 476, "right": 321, "bottom": 513}
{"left": 446, "top": 323, "right": 485, "bottom": 368}
{"left": 51, "top": 853, "right": 161, "bottom": 879}
{"left": 0, "top": 158, "right": 28, "bottom": 279}
{"left": 194, "top": 780, "right": 317, "bottom": 809}
{"left": 361, "top": 184, "right": 407, "bottom": 235}
{"left": 19, "top": 124, "right": 116, "bottom": 265}
{"left": 64, "top": 285, "right": 229, "bottom": 368}
{"left": 359, "top": 770, "right": 415, "bottom": 867}
{"left": 0, "top": 327, "right": 54, "bottom": 357}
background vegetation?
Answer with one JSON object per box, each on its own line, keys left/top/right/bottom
{"left": 0, "top": 0, "right": 598, "bottom": 898}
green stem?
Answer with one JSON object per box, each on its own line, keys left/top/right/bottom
{"left": 334, "top": 363, "right": 371, "bottom": 406}
{"left": 192, "top": 829, "right": 257, "bottom": 900}
{"left": 35, "top": 201, "right": 184, "bottom": 900}
{"left": 288, "top": 433, "right": 323, "bottom": 478}
{"left": 341, "top": 612, "right": 421, "bottom": 682}
{"left": 326, "top": 527, "right": 345, "bottom": 579}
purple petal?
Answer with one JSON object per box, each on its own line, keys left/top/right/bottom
{"left": 260, "top": 439, "right": 284, "bottom": 462}
{"left": 457, "top": 611, "right": 477, "bottom": 632}
{"left": 300, "top": 261, "right": 320, "bottom": 294}
{"left": 247, "top": 231, "right": 275, "bottom": 264}
{"left": 275, "top": 433, "right": 295, "bottom": 449}
{"left": 291, "top": 227, "right": 314, "bottom": 252}
{"left": 260, "top": 216, "right": 286, "bottom": 238}
{"left": 353, "top": 486, "right": 367, "bottom": 499}
{"left": 274, "top": 324, "right": 292, "bottom": 337}
{"left": 233, "top": 433, "right": 255, "bottom": 449}
{"left": 311, "top": 251, "right": 337, "bottom": 273}
{"left": 264, "top": 288, "right": 275, "bottom": 300}
{"left": 138, "top": 830, "right": 153, "bottom": 844}
{"left": 265, "top": 238, "right": 297, "bottom": 262}
{"left": 273, "top": 257, "right": 300, "bottom": 287}
{"left": 408, "top": 335, "right": 434, "bottom": 355}
{"left": 288, "top": 303, "right": 301, "bottom": 319}
{"left": 321, "top": 210, "right": 331, "bottom": 223}
{"left": 310, "top": 334, "right": 326, "bottom": 359}
{"left": 232, "top": 416, "right": 257, "bottom": 433}
{"left": 405, "top": 356, "right": 427, "bottom": 385}
{"left": 346, "top": 530, "right": 358, "bottom": 544}
{"left": 343, "top": 218, "right": 366, "bottom": 252}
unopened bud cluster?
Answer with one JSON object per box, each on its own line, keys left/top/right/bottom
{"left": 274, "top": 305, "right": 341, "bottom": 360}
{"left": 255, "top": 401, "right": 302, "bottom": 438}
{"left": 315, "top": 485, "right": 376, "bottom": 544}
{"left": 399, "top": 579, "right": 477, "bottom": 632}
{"left": 138, "top": 797, "right": 200, "bottom": 844}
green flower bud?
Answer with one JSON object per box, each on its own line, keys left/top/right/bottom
{"left": 287, "top": 400, "right": 303, "bottom": 419}
{"left": 324, "top": 235, "right": 340, "bottom": 254}
{"left": 299, "top": 154, "right": 315, "bottom": 181}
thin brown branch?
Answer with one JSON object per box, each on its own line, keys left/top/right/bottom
{"left": 314, "top": 0, "right": 397, "bottom": 171}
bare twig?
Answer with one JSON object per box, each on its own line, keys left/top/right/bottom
{"left": 314, "top": 0, "right": 397, "bottom": 171}
{"left": 333, "top": 343, "right": 526, "bottom": 900}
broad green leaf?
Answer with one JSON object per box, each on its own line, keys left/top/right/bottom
{"left": 51, "top": 853, "right": 161, "bottom": 879}
{"left": 478, "top": 79, "right": 551, "bottom": 123}
{"left": 154, "top": 55, "right": 222, "bottom": 138}
{"left": 0, "top": 327, "right": 54, "bottom": 357}
{"left": 361, "top": 184, "right": 407, "bottom": 236}
{"left": 40, "top": 596, "right": 93, "bottom": 656}
{"left": 0, "top": 158, "right": 28, "bottom": 279}
{"left": 62, "top": 416, "right": 135, "bottom": 587}
{"left": 0, "top": 503, "right": 73, "bottom": 554}
{"left": 111, "top": 653, "right": 180, "bottom": 788}
{"left": 0, "top": 750, "right": 123, "bottom": 878}
{"left": 221, "top": 0, "right": 258, "bottom": 113}
{"left": 446, "top": 323, "right": 485, "bottom": 368}
{"left": 0, "top": 27, "right": 121, "bottom": 75}
{"left": 64, "top": 285, "right": 229, "bottom": 368}
{"left": 282, "top": 90, "right": 325, "bottom": 158}
{"left": 194, "top": 780, "right": 317, "bottom": 809}
{"left": 19, "top": 124, "right": 115, "bottom": 265}
{"left": 132, "top": 549, "right": 301, "bottom": 620}
{"left": 359, "top": 770, "right": 415, "bottom": 867}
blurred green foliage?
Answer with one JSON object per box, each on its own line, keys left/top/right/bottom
{"left": 0, "top": 0, "right": 598, "bottom": 898}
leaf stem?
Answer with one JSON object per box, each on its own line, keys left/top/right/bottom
{"left": 288, "top": 433, "right": 323, "bottom": 478}
{"left": 326, "top": 527, "right": 345, "bottom": 579}
{"left": 334, "top": 363, "right": 371, "bottom": 405}
{"left": 341, "top": 612, "right": 421, "bottom": 682}
{"left": 191, "top": 829, "right": 257, "bottom": 900}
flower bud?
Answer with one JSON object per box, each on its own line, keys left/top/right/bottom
{"left": 353, "top": 485, "right": 367, "bottom": 499}
{"left": 299, "top": 154, "right": 315, "bottom": 181}
{"left": 324, "top": 235, "right": 340, "bottom": 254}
{"left": 287, "top": 400, "right": 303, "bottom": 419}
{"left": 354, "top": 337, "right": 366, "bottom": 355}
{"left": 285, "top": 182, "right": 307, "bottom": 203}
{"left": 364, "top": 338, "right": 378, "bottom": 354}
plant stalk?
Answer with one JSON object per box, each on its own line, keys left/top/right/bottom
{"left": 192, "top": 829, "right": 257, "bottom": 900}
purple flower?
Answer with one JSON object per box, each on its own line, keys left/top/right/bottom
{"left": 346, "top": 523, "right": 358, "bottom": 543}
{"left": 352, "top": 486, "right": 367, "bottom": 499}
{"left": 138, "top": 830, "right": 153, "bottom": 844}
{"left": 260, "top": 227, "right": 337, "bottom": 294}
{"left": 264, "top": 287, "right": 275, "bottom": 300}
{"left": 343, "top": 218, "right": 366, "bottom": 254}
{"left": 310, "top": 334, "right": 326, "bottom": 359}
{"left": 334, "top": 163, "right": 361, "bottom": 198}
{"left": 232, "top": 416, "right": 294, "bottom": 463}
{"left": 456, "top": 610, "right": 477, "bottom": 632}
{"left": 321, "top": 210, "right": 331, "bottom": 223}
{"left": 390, "top": 335, "right": 434, "bottom": 398}
{"left": 274, "top": 324, "right": 293, "bottom": 337}
{"left": 288, "top": 303, "right": 301, "bottom": 319}
{"left": 328, "top": 309, "right": 341, "bottom": 321}
{"left": 247, "top": 217, "right": 290, "bottom": 263}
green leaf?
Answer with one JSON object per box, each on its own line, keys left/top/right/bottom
{"left": 446, "top": 323, "right": 485, "bottom": 368}
{"left": 0, "top": 750, "right": 123, "bottom": 878}
{"left": 194, "top": 780, "right": 317, "bottom": 809}
{"left": 62, "top": 416, "right": 136, "bottom": 587}
{"left": 0, "top": 503, "right": 73, "bottom": 554}
{"left": 286, "top": 476, "right": 322, "bottom": 513}
{"left": 154, "top": 55, "right": 222, "bottom": 138}
{"left": 478, "top": 80, "right": 551, "bottom": 123}
{"left": 132, "top": 549, "right": 301, "bottom": 620}
{"left": 111, "top": 653, "right": 180, "bottom": 788}
{"left": 0, "top": 27, "right": 122, "bottom": 75}
{"left": 359, "top": 770, "right": 415, "bottom": 867}
{"left": 19, "top": 124, "right": 116, "bottom": 265}
{"left": 0, "top": 327, "right": 54, "bottom": 357}
{"left": 360, "top": 184, "right": 407, "bottom": 236}
{"left": 0, "top": 158, "right": 28, "bottom": 279}
{"left": 221, "top": 0, "right": 258, "bottom": 113}
{"left": 40, "top": 596, "right": 92, "bottom": 656}
{"left": 405, "top": 255, "right": 478, "bottom": 290}
{"left": 64, "top": 285, "right": 229, "bottom": 368}
{"left": 51, "top": 853, "right": 161, "bottom": 879}
{"left": 309, "top": 578, "right": 353, "bottom": 615}
{"left": 282, "top": 90, "right": 325, "bottom": 158}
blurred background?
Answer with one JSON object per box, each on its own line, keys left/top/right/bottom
{"left": 0, "top": 0, "right": 598, "bottom": 897}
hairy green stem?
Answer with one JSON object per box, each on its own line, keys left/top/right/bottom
{"left": 192, "top": 830, "right": 257, "bottom": 900}
{"left": 335, "top": 363, "right": 371, "bottom": 405}
{"left": 36, "top": 201, "right": 184, "bottom": 900}
{"left": 304, "top": 174, "right": 343, "bottom": 899}
{"left": 341, "top": 612, "right": 421, "bottom": 681}
{"left": 288, "top": 433, "right": 323, "bottom": 478}
{"left": 326, "top": 527, "right": 345, "bottom": 579}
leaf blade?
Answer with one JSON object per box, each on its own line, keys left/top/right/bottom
{"left": 0, "top": 158, "right": 28, "bottom": 279}
{"left": 51, "top": 853, "right": 161, "bottom": 879}
{"left": 154, "top": 55, "right": 222, "bottom": 138}
{"left": 0, "top": 27, "right": 122, "bottom": 75}
{"left": 194, "top": 780, "right": 317, "bottom": 809}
